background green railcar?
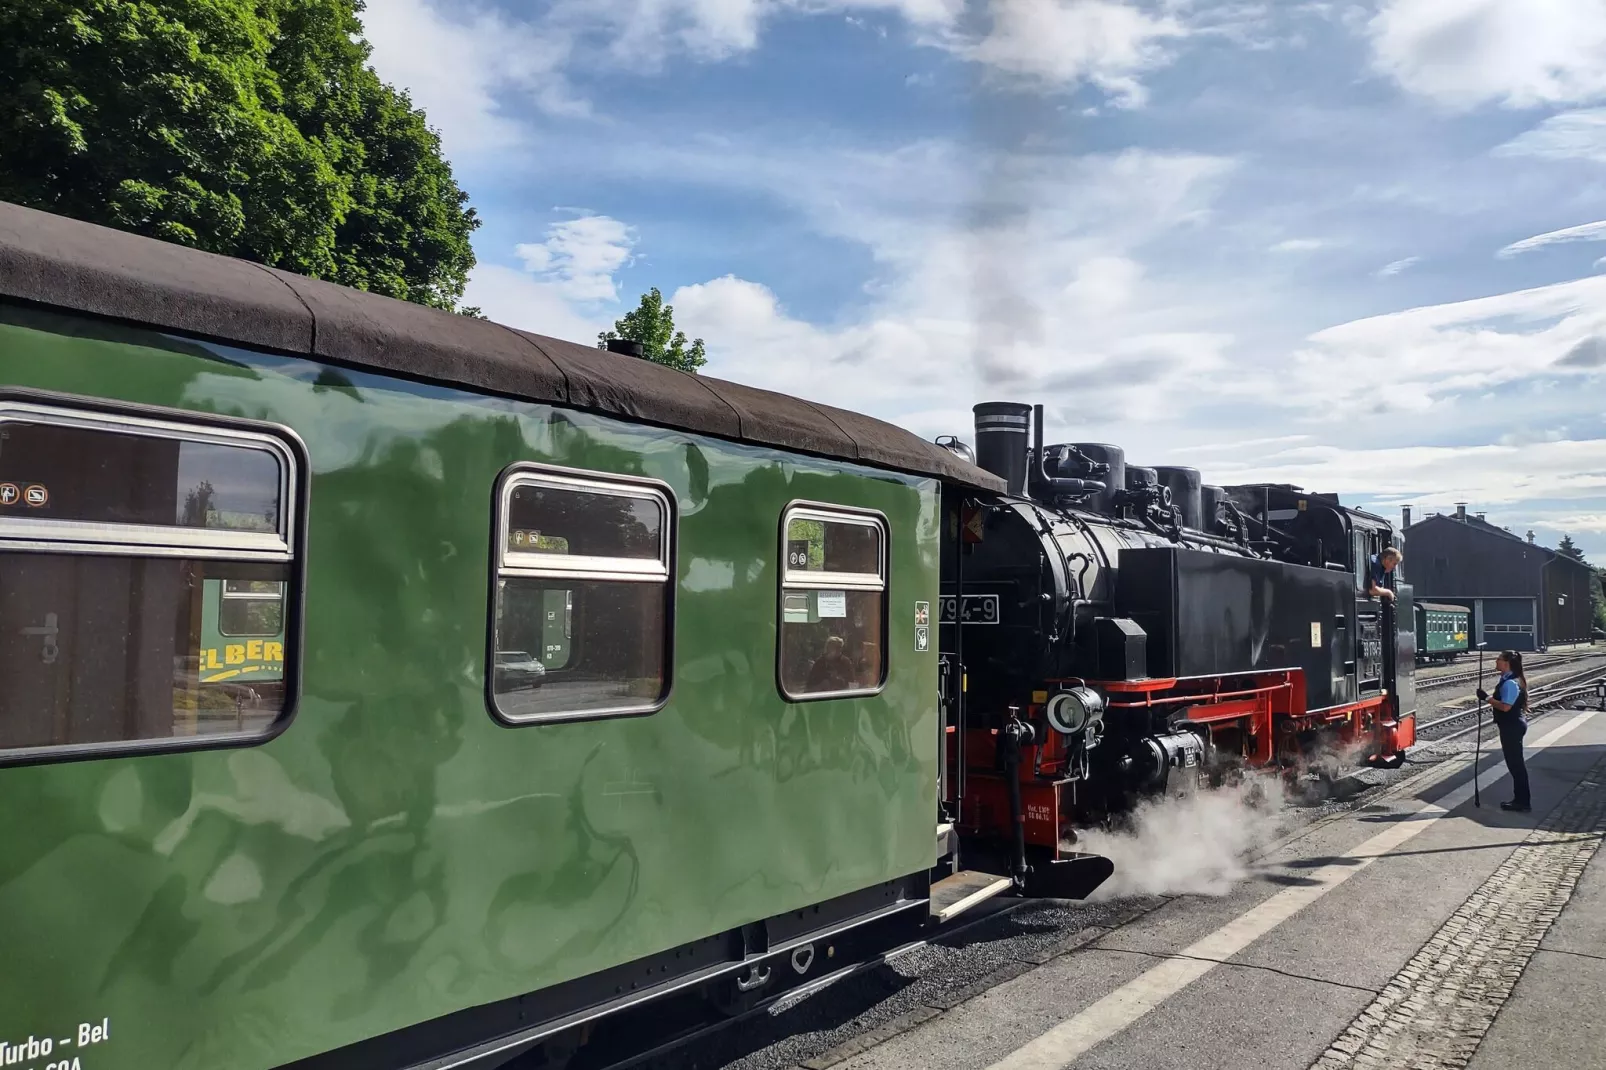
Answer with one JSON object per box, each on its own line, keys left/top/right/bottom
{"left": 1415, "top": 600, "right": 1470, "bottom": 664}
{"left": 0, "top": 202, "right": 997, "bottom": 1070}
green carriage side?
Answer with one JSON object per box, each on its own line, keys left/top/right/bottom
{"left": 1415, "top": 601, "right": 1470, "bottom": 664}
{"left": 0, "top": 202, "right": 1001, "bottom": 1070}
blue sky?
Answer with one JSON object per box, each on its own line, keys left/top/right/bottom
{"left": 361, "top": 0, "right": 1606, "bottom": 560}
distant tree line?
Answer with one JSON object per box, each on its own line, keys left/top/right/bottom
{"left": 1557, "top": 536, "right": 1606, "bottom": 633}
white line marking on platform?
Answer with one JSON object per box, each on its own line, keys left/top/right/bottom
{"left": 982, "top": 712, "right": 1597, "bottom": 1070}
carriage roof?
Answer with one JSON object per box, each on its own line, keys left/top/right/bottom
{"left": 1417, "top": 601, "right": 1469, "bottom": 614}
{"left": 0, "top": 201, "right": 1003, "bottom": 493}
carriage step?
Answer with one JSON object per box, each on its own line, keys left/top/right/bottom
{"left": 931, "top": 870, "right": 1014, "bottom": 923}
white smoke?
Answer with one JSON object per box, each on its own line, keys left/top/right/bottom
{"left": 1078, "top": 773, "right": 1295, "bottom": 899}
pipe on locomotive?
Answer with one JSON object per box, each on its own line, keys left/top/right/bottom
{"left": 964, "top": 401, "right": 1261, "bottom": 555}
{"left": 973, "top": 402, "right": 1032, "bottom": 496}
{"left": 971, "top": 402, "right": 1108, "bottom": 501}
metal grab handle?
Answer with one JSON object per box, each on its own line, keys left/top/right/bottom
{"left": 20, "top": 612, "right": 59, "bottom": 664}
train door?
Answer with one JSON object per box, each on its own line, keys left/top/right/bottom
{"left": 1351, "top": 526, "right": 1384, "bottom": 693}
{"left": 1389, "top": 582, "right": 1416, "bottom": 723}
{"left": 936, "top": 485, "right": 972, "bottom": 839}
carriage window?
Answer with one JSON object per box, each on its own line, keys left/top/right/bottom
{"left": 218, "top": 580, "right": 286, "bottom": 637}
{"left": 0, "top": 401, "right": 298, "bottom": 759}
{"left": 778, "top": 505, "right": 887, "bottom": 700}
{"left": 490, "top": 468, "right": 673, "bottom": 723}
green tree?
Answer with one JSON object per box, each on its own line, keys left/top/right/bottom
{"left": 1594, "top": 567, "right": 1606, "bottom": 635}
{"left": 0, "top": 0, "right": 479, "bottom": 311}
{"left": 598, "top": 287, "right": 708, "bottom": 373}
{"left": 1558, "top": 533, "right": 1586, "bottom": 561}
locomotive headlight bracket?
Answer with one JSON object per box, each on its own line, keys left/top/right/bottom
{"left": 1047, "top": 686, "right": 1105, "bottom": 736}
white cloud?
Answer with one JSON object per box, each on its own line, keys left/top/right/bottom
{"left": 1368, "top": 0, "right": 1606, "bottom": 110}
{"left": 512, "top": 215, "right": 638, "bottom": 302}
{"left": 360, "top": 0, "right": 587, "bottom": 158}
{"left": 644, "top": 144, "right": 1240, "bottom": 426}
{"left": 363, "top": 0, "right": 1194, "bottom": 149}
{"left": 1274, "top": 274, "right": 1606, "bottom": 414}
{"left": 1497, "top": 219, "right": 1606, "bottom": 259}
{"left": 1494, "top": 108, "right": 1606, "bottom": 163}
{"left": 1270, "top": 238, "right": 1326, "bottom": 252}
{"left": 1376, "top": 256, "right": 1421, "bottom": 276}
{"left": 1525, "top": 512, "right": 1606, "bottom": 536}
{"left": 1217, "top": 438, "right": 1606, "bottom": 514}
{"left": 967, "top": 0, "right": 1188, "bottom": 106}
{"left": 461, "top": 214, "right": 637, "bottom": 339}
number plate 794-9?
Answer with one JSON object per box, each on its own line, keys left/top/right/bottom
{"left": 939, "top": 595, "right": 1000, "bottom": 624}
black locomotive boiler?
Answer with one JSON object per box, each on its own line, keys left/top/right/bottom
{"left": 932, "top": 402, "right": 1417, "bottom": 895}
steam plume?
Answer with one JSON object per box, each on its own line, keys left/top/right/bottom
{"left": 1078, "top": 775, "right": 1293, "bottom": 899}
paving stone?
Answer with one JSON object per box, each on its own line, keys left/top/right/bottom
{"left": 1307, "top": 753, "right": 1606, "bottom": 1070}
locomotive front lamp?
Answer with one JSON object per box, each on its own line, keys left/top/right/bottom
{"left": 1046, "top": 686, "right": 1105, "bottom": 736}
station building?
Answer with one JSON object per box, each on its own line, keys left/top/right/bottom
{"left": 1402, "top": 504, "right": 1596, "bottom": 652}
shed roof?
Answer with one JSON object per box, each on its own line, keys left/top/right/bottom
{"left": 0, "top": 201, "right": 1003, "bottom": 492}
{"left": 1406, "top": 513, "right": 1594, "bottom": 571}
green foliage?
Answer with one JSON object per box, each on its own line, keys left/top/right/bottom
{"left": 1594, "top": 567, "right": 1606, "bottom": 634}
{"left": 598, "top": 287, "right": 708, "bottom": 373}
{"left": 0, "top": 0, "right": 479, "bottom": 310}
{"left": 1558, "top": 533, "right": 1586, "bottom": 562}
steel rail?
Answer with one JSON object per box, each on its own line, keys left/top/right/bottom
{"left": 1417, "top": 649, "right": 1600, "bottom": 692}
{"left": 1417, "top": 662, "right": 1606, "bottom": 735}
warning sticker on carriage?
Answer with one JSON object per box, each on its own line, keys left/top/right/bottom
{"left": 915, "top": 625, "right": 930, "bottom": 652}
{"left": 1311, "top": 621, "right": 1322, "bottom": 647}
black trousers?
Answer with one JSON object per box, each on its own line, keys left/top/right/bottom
{"left": 1498, "top": 717, "right": 1530, "bottom": 806}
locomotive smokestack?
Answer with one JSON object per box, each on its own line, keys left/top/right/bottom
{"left": 973, "top": 402, "right": 1031, "bottom": 496}
{"left": 1402, "top": 505, "right": 1412, "bottom": 529}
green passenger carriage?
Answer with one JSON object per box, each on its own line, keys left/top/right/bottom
{"left": 0, "top": 203, "right": 1001, "bottom": 1070}
{"left": 1414, "top": 601, "right": 1470, "bottom": 664}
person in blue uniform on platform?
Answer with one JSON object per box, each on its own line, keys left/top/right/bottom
{"left": 1367, "top": 547, "right": 1402, "bottom": 602}
{"left": 1477, "top": 650, "right": 1531, "bottom": 812}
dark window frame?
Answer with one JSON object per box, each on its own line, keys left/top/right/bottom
{"left": 0, "top": 388, "right": 308, "bottom": 769}
{"left": 0, "top": 400, "right": 297, "bottom": 558}
{"left": 217, "top": 579, "right": 288, "bottom": 638}
{"left": 775, "top": 500, "right": 890, "bottom": 703}
{"left": 486, "top": 462, "right": 677, "bottom": 727}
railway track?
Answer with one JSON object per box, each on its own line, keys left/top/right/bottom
{"left": 1417, "top": 649, "right": 1601, "bottom": 692}
{"left": 1417, "top": 659, "right": 1606, "bottom": 739}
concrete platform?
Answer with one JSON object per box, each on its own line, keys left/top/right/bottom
{"left": 814, "top": 709, "right": 1606, "bottom": 1070}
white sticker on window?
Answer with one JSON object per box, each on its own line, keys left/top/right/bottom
{"left": 817, "top": 590, "right": 848, "bottom": 618}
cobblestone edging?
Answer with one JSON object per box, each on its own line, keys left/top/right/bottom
{"left": 1310, "top": 752, "right": 1606, "bottom": 1070}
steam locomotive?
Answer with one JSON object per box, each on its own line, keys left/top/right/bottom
{"left": 932, "top": 402, "right": 1417, "bottom": 897}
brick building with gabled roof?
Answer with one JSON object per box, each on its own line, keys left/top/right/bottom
{"left": 1401, "top": 504, "right": 1595, "bottom": 652}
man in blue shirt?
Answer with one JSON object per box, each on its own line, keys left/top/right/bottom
{"left": 1476, "top": 650, "right": 1530, "bottom": 812}
{"left": 1367, "top": 547, "right": 1402, "bottom": 603}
